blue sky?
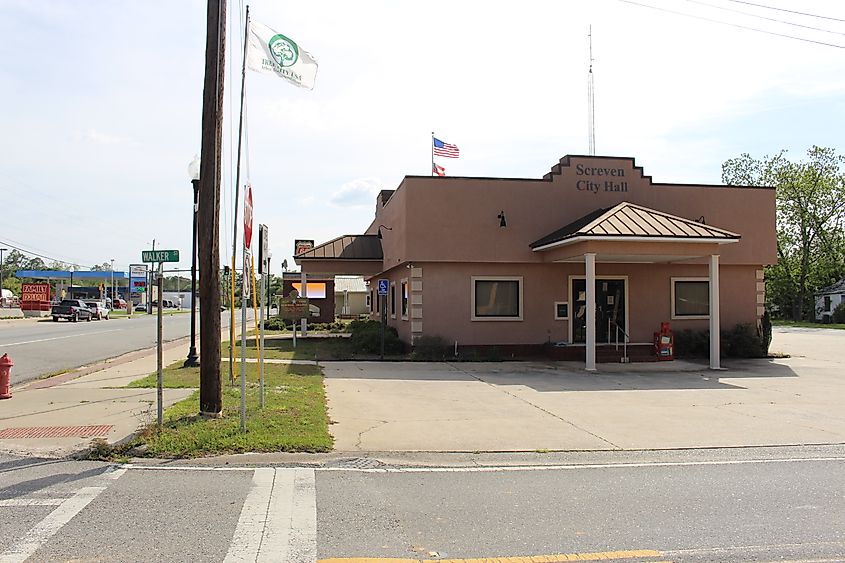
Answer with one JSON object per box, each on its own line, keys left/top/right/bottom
{"left": 1, "top": 0, "right": 843, "bottom": 276}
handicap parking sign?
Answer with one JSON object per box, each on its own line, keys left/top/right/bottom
{"left": 377, "top": 279, "right": 389, "bottom": 296}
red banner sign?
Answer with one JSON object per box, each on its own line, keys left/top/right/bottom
{"left": 21, "top": 283, "right": 50, "bottom": 303}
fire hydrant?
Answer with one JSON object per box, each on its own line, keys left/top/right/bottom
{"left": 0, "top": 354, "right": 13, "bottom": 399}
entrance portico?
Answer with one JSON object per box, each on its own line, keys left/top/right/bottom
{"left": 530, "top": 202, "right": 740, "bottom": 370}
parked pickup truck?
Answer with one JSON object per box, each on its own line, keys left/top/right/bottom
{"left": 51, "top": 299, "right": 93, "bottom": 322}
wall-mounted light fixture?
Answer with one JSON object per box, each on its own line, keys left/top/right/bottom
{"left": 377, "top": 224, "right": 393, "bottom": 239}
{"left": 497, "top": 211, "right": 507, "bottom": 227}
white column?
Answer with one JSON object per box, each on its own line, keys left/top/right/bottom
{"left": 300, "top": 271, "right": 307, "bottom": 336}
{"left": 709, "top": 254, "right": 720, "bottom": 370}
{"left": 585, "top": 253, "right": 597, "bottom": 371}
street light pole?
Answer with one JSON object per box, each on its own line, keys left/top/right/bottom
{"left": 110, "top": 259, "right": 115, "bottom": 305}
{"left": 0, "top": 248, "right": 7, "bottom": 304}
{"left": 185, "top": 156, "right": 201, "bottom": 367}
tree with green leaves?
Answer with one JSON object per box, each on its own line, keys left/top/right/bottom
{"left": 722, "top": 146, "right": 845, "bottom": 320}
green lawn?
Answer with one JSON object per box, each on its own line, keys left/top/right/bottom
{"left": 128, "top": 360, "right": 331, "bottom": 457}
{"left": 773, "top": 320, "right": 845, "bottom": 330}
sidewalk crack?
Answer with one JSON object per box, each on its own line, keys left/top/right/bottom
{"left": 355, "top": 420, "right": 388, "bottom": 450}
{"left": 446, "top": 363, "right": 621, "bottom": 449}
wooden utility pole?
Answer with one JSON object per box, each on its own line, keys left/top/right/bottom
{"left": 198, "top": 0, "right": 226, "bottom": 416}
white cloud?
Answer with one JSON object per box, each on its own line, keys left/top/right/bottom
{"left": 75, "top": 129, "right": 131, "bottom": 145}
{"left": 330, "top": 177, "right": 382, "bottom": 208}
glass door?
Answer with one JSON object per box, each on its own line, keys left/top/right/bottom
{"left": 571, "top": 279, "right": 626, "bottom": 343}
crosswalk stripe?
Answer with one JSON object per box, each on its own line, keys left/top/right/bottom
{"left": 0, "top": 487, "right": 106, "bottom": 563}
{"left": 0, "top": 499, "right": 63, "bottom": 507}
{"left": 225, "top": 468, "right": 318, "bottom": 563}
{"left": 225, "top": 468, "right": 275, "bottom": 562}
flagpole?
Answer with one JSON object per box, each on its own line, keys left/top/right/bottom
{"left": 230, "top": 5, "right": 250, "bottom": 386}
{"left": 431, "top": 131, "right": 434, "bottom": 176}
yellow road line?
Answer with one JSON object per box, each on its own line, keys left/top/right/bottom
{"left": 319, "top": 549, "right": 664, "bottom": 563}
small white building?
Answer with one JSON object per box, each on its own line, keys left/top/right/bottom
{"left": 334, "top": 276, "right": 368, "bottom": 318}
{"left": 815, "top": 279, "right": 845, "bottom": 322}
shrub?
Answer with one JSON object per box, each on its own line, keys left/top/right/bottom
{"left": 723, "top": 323, "right": 764, "bottom": 358}
{"left": 349, "top": 320, "right": 403, "bottom": 354}
{"left": 832, "top": 302, "right": 845, "bottom": 324}
{"left": 673, "top": 329, "right": 710, "bottom": 358}
{"left": 759, "top": 310, "right": 773, "bottom": 355}
{"left": 410, "top": 335, "right": 450, "bottom": 361}
{"left": 264, "top": 317, "right": 290, "bottom": 331}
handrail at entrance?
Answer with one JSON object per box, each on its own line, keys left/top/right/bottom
{"left": 609, "top": 319, "right": 630, "bottom": 363}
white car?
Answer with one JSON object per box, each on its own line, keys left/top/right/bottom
{"left": 85, "top": 301, "right": 110, "bottom": 320}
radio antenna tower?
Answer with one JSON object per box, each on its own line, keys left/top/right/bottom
{"left": 587, "top": 25, "right": 596, "bottom": 155}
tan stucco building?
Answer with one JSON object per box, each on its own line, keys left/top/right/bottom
{"left": 295, "top": 155, "right": 776, "bottom": 369}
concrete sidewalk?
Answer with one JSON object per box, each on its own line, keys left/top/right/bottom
{"left": 0, "top": 342, "right": 195, "bottom": 458}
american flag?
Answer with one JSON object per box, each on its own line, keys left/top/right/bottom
{"left": 433, "top": 137, "right": 460, "bottom": 158}
{"left": 432, "top": 162, "right": 445, "bottom": 176}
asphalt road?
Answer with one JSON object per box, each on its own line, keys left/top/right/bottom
{"left": 1, "top": 446, "right": 844, "bottom": 562}
{"left": 0, "top": 309, "right": 250, "bottom": 385}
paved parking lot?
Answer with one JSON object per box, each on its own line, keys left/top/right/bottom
{"left": 324, "top": 327, "right": 845, "bottom": 452}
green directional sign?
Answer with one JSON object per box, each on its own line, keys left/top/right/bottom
{"left": 142, "top": 250, "right": 180, "bottom": 263}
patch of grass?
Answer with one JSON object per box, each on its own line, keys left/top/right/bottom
{"left": 131, "top": 361, "right": 331, "bottom": 457}
{"left": 128, "top": 359, "right": 320, "bottom": 388}
{"left": 38, "top": 368, "right": 70, "bottom": 380}
{"left": 773, "top": 320, "right": 845, "bottom": 330}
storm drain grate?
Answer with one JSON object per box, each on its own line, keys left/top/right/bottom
{"left": 0, "top": 425, "right": 113, "bottom": 439}
{"left": 327, "top": 457, "right": 386, "bottom": 470}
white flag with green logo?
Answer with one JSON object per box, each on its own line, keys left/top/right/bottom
{"left": 247, "top": 20, "right": 318, "bottom": 90}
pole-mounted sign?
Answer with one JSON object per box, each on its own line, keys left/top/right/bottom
{"left": 243, "top": 184, "right": 254, "bottom": 251}
{"left": 258, "top": 223, "right": 269, "bottom": 274}
{"left": 142, "top": 250, "right": 180, "bottom": 263}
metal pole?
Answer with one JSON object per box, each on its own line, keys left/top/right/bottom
{"left": 148, "top": 239, "right": 155, "bottom": 314}
{"left": 380, "top": 294, "right": 386, "bottom": 360}
{"left": 0, "top": 248, "right": 6, "bottom": 302}
{"left": 157, "top": 267, "right": 164, "bottom": 426}
{"left": 185, "top": 179, "right": 200, "bottom": 367}
{"left": 300, "top": 270, "right": 307, "bottom": 336}
{"left": 240, "top": 254, "right": 248, "bottom": 432}
{"left": 230, "top": 5, "right": 250, "bottom": 386}
{"left": 265, "top": 257, "right": 271, "bottom": 319}
{"left": 259, "top": 271, "right": 265, "bottom": 408}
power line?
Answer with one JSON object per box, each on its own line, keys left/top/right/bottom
{"left": 684, "top": 0, "right": 845, "bottom": 36}
{"left": 0, "top": 239, "right": 85, "bottom": 269}
{"left": 617, "top": 0, "right": 845, "bottom": 49}
{"left": 725, "top": 0, "right": 845, "bottom": 23}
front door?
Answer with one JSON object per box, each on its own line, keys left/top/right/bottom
{"left": 572, "top": 278, "right": 626, "bottom": 344}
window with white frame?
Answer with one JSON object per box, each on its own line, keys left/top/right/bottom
{"left": 472, "top": 276, "right": 523, "bottom": 320}
{"left": 672, "top": 278, "right": 710, "bottom": 319}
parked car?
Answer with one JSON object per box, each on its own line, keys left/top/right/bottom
{"left": 135, "top": 303, "right": 147, "bottom": 312}
{"left": 111, "top": 297, "right": 127, "bottom": 309}
{"left": 51, "top": 299, "right": 93, "bottom": 322}
{"left": 85, "top": 301, "right": 110, "bottom": 320}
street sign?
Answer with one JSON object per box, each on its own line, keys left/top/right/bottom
{"left": 377, "top": 279, "right": 389, "bottom": 296}
{"left": 142, "top": 250, "right": 180, "bottom": 263}
{"left": 244, "top": 183, "right": 253, "bottom": 251}
{"left": 258, "top": 223, "right": 269, "bottom": 273}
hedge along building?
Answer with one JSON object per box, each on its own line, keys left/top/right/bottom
{"left": 294, "top": 155, "right": 777, "bottom": 370}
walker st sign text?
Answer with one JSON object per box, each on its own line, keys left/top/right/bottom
{"left": 141, "top": 250, "right": 180, "bottom": 263}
